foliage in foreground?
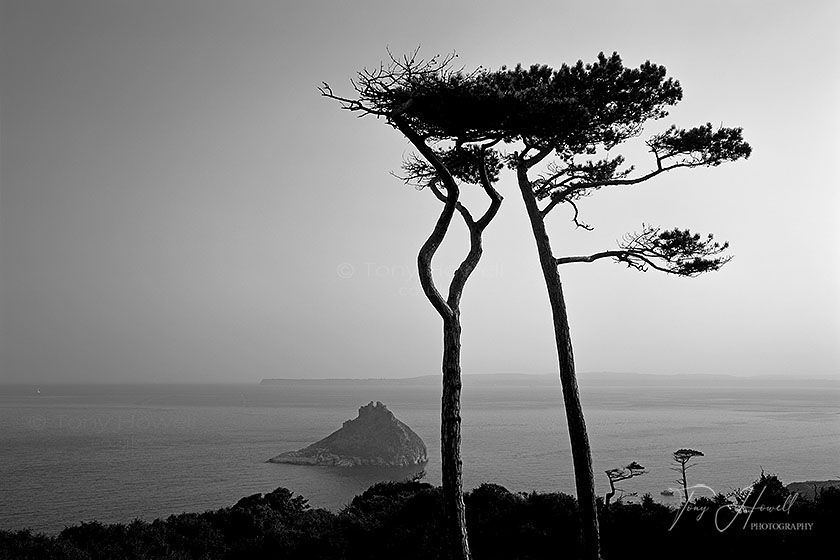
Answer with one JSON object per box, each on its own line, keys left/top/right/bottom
{"left": 1, "top": 473, "right": 837, "bottom": 560}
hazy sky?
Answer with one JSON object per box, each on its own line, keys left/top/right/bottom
{"left": 1, "top": 0, "right": 838, "bottom": 383}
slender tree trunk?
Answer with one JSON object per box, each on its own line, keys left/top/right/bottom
{"left": 682, "top": 465, "right": 689, "bottom": 503}
{"left": 441, "top": 313, "right": 471, "bottom": 560}
{"left": 605, "top": 477, "right": 616, "bottom": 508}
{"left": 397, "top": 119, "right": 500, "bottom": 560}
{"left": 517, "top": 163, "right": 601, "bottom": 560}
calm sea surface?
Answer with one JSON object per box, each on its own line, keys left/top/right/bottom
{"left": 1, "top": 375, "right": 838, "bottom": 534}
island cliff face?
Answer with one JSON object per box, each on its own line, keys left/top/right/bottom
{"left": 268, "top": 401, "right": 427, "bottom": 467}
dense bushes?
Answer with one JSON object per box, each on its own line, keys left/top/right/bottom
{"left": 1, "top": 473, "right": 836, "bottom": 559}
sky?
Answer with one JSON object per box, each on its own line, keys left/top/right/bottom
{"left": 1, "top": 0, "right": 838, "bottom": 383}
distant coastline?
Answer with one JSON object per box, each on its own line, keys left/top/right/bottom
{"left": 260, "top": 372, "right": 840, "bottom": 388}
{"left": 1, "top": 371, "right": 836, "bottom": 389}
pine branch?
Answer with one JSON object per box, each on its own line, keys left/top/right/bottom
{"left": 555, "top": 225, "right": 732, "bottom": 277}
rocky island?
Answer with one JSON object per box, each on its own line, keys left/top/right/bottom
{"left": 268, "top": 401, "right": 427, "bottom": 467}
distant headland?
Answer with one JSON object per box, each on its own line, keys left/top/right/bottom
{"left": 260, "top": 372, "right": 840, "bottom": 388}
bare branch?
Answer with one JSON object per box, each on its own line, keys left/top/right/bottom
{"left": 568, "top": 200, "right": 593, "bottom": 230}
{"left": 319, "top": 49, "right": 461, "bottom": 128}
{"left": 429, "top": 180, "right": 476, "bottom": 227}
{"left": 446, "top": 153, "right": 503, "bottom": 309}
{"left": 318, "top": 82, "right": 390, "bottom": 118}
{"left": 539, "top": 194, "right": 563, "bottom": 217}
{"left": 556, "top": 250, "right": 627, "bottom": 266}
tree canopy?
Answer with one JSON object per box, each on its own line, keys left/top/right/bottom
{"left": 327, "top": 51, "right": 683, "bottom": 148}
{"left": 322, "top": 49, "right": 751, "bottom": 277}
{"left": 322, "top": 49, "right": 749, "bottom": 161}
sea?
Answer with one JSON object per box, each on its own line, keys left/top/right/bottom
{"left": 1, "top": 373, "right": 838, "bottom": 535}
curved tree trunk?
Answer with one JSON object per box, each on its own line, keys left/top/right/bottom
{"left": 517, "top": 163, "right": 601, "bottom": 560}
{"left": 441, "top": 313, "right": 470, "bottom": 560}
{"left": 395, "top": 117, "right": 501, "bottom": 560}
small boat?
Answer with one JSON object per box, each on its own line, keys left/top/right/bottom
{"left": 660, "top": 489, "right": 675, "bottom": 496}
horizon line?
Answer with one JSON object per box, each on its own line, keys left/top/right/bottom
{"left": 3, "top": 370, "right": 839, "bottom": 385}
